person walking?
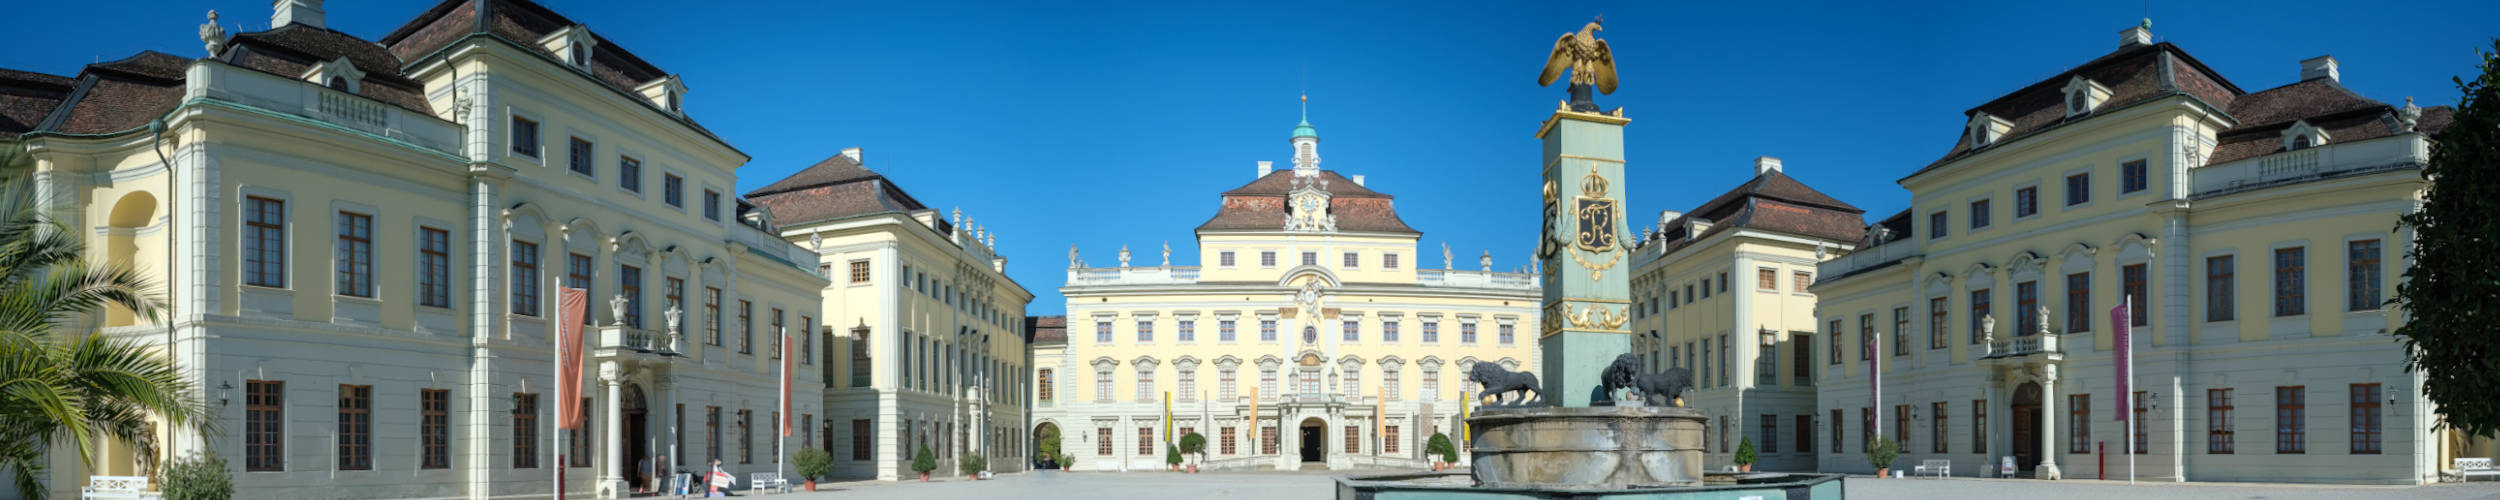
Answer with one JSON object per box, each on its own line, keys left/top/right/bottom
{"left": 707, "top": 458, "right": 739, "bottom": 497}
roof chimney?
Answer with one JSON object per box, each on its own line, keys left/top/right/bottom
{"left": 2118, "top": 21, "right": 2152, "bottom": 49}
{"left": 1257, "top": 161, "right": 1273, "bottom": 178}
{"left": 840, "top": 147, "right": 863, "bottom": 165}
{"left": 1754, "top": 156, "right": 1783, "bottom": 176}
{"left": 1351, "top": 174, "right": 1366, "bottom": 187}
{"left": 2301, "top": 56, "right": 2340, "bottom": 82}
{"left": 272, "top": 0, "right": 325, "bottom": 29}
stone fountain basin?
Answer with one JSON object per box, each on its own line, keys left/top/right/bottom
{"left": 1467, "top": 405, "right": 1707, "bottom": 489}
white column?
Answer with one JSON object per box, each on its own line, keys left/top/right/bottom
{"left": 2036, "top": 364, "right": 2063, "bottom": 480}
{"left": 657, "top": 375, "right": 678, "bottom": 475}
{"left": 599, "top": 361, "right": 628, "bottom": 497}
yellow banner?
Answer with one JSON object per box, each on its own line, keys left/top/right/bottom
{"left": 1163, "top": 391, "right": 1173, "bottom": 445}
{"left": 1459, "top": 391, "right": 1471, "bottom": 447}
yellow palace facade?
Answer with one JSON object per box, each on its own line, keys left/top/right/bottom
{"left": 1039, "top": 116, "right": 1540, "bottom": 471}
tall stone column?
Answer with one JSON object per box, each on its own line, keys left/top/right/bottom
{"left": 599, "top": 361, "right": 628, "bottom": 497}
{"left": 657, "top": 374, "right": 677, "bottom": 475}
{"left": 1535, "top": 106, "right": 1633, "bottom": 407}
{"left": 2036, "top": 364, "right": 2062, "bottom": 480}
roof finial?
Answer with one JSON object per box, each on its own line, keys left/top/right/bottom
{"left": 1300, "top": 93, "right": 1309, "bottom": 123}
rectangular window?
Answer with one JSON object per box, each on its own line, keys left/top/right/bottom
{"left": 568, "top": 137, "right": 594, "bottom": 175}
{"left": 1300, "top": 252, "right": 1317, "bottom": 266}
{"left": 705, "top": 287, "right": 723, "bottom": 346}
{"left": 1929, "top": 211, "right": 1947, "bottom": 239}
{"left": 1221, "top": 427, "right": 1237, "bottom": 455}
{"left": 2275, "top": 248, "right": 2306, "bottom": 316}
{"left": 706, "top": 407, "right": 721, "bottom": 464}
{"left": 1968, "top": 288, "right": 1990, "bottom": 345}
{"left": 620, "top": 156, "right": 641, "bottom": 192}
{"left": 1180, "top": 319, "right": 1196, "bottom": 342}
{"left": 566, "top": 253, "right": 593, "bottom": 323}
{"left": 1861, "top": 408, "right": 1873, "bottom": 450}
{"left": 2066, "top": 173, "right": 2090, "bottom": 206}
{"left": 1722, "top": 272, "right": 1729, "bottom": 293}
{"left": 1094, "top": 370, "right": 1112, "bottom": 402}
{"left": 2348, "top": 240, "right": 2383, "bottom": 311}
{"left": 2122, "top": 160, "right": 2148, "bottom": 193}
{"left": 2066, "top": 272, "right": 2092, "bottom": 333}
{"left": 1795, "top": 271, "right": 1814, "bottom": 293}
{"left": 1384, "top": 253, "right": 1400, "bottom": 269}
{"left": 1797, "top": 414, "right": 1815, "bottom": 454}
{"left": 336, "top": 385, "right": 371, "bottom": 470}
{"left": 2209, "top": 388, "right": 2235, "bottom": 454}
{"left": 1499, "top": 323, "right": 1515, "bottom": 345}
{"left": 1263, "top": 427, "right": 1279, "bottom": 455}
{"left": 740, "top": 410, "right": 753, "bottom": 464}
{"left": 2350, "top": 384, "right": 2381, "bottom": 454}
{"left": 1139, "top": 428, "right": 1155, "bottom": 455}
{"left": 1929, "top": 297, "right": 1947, "bottom": 349}
{"left": 1857, "top": 314, "right": 1873, "bottom": 361}
{"left": 1261, "top": 319, "right": 1278, "bottom": 342}
{"left": 2120, "top": 264, "right": 2148, "bottom": 326}
{"left": 847, "top": 260, "right": 870, "bottom": 284}
{"left": 335, "top": 211, "right": 373, "bottom": 297}
{"left": 1792, "top": 333, "right": 1812, "bottom": 386}
{"left": 1343, "top": 319, "right": 1359, "bottom": 342}
{"left": 1969, "top": 199, "right": 1992, "bottom": 230}
{"left": 510, "top": 116, "right": 540, "bottom": 157}
{"left": 1097, "top": 428, "right": 1112, "bottom": 456}
{"left": 739, "top": 300, "right": 753, "bottom": 353}
{"left": 421, "top": 389, "right": 450, "bottom": 469}
{"left": 704, "top": 190, "right": 722, "bottom": 221}
{"left": 1344, "top": 252, "right": 1360, "bottom": 268}
{"left": 511, "top": 240, "right": 540, "bottom": 316}
{"left": 620, "top": 265, "right": 643, "bottom": 328}
{"left": 2195, "top": 255, "right": 2231, "bottom": 322}
{"left": 2016, "top": 281, "right": 2039, "bottom": 336}
{"left": 1383, "top": 321, "right": 1399, "bottom": 342}
{"left": 1763, "top": 414, "right": 1781, "bottom": 454}
{"left": 851, "top": 332, "right": 871, "bottom": 387}
{"left": 2276, "top": 386, "right": 2306, "bottom": 454}
{"left": 853, "top": 419, "right": 872, "bottom": 460}
{"left": 1420, "top": 369, "right": 1436, "bottom": 401}
{"left": 1037, "top": 369, "right": 1054, "bottom": 402}
{"left": 664, "top": 174, "right": 684, "bottom": 207}
{"left": 1828, "top": 319, "right": 1842, "bottom": 365}
{"left": 1972, "top": 399, "right": 1988, "bottom": 454}
{"left": 1221, "top": 320, "right": 1237, "bottom": 342}
{"left": 1382, "top": 368, "right": 1399, "bottom": 401}
{"left": 1260, "top": 251, "right": 1276, "bottom": 267}
{"left": 1219, "top": 251, "right": 1235, "bottom": 267}
{"left": 572, "top": 398, "right": 592, "bottom": 467}
{"left": 416, "top": 227, "right": 452, "bottom": 307}
{"left": 1719, "top": 333, "right": 1730, "bottom": 386}
{"left": 1758, "top": 268, "right": 1778, "bottom": 291}
{"left": 1384, "top": 425, "right": 1401, "bottom": 454}
{"left": 2133, "top": 390, "right": 2149, "bottom": 454}
{"left": 245, "top": 380, "right": 285, "bottom": 471}
{"left": 1893, "top": 307, "right": 1909, "bottom": 355}
{"left": 1346, "top": 425, "right": 1361, "bottom": 454}
{"left": 1895, "top": 405, "right": 1911, "bottom": 451}
{"left": 1136, "top": 319, "right": 1154, "bottom": 343}
{"left": 1461, "top": 322, "right": 1477, "bottom": 344}
{"left": 2069, "top": 394, "right": 2091, "bottom": 454}
{"left": 1831, "top": 409, "right": 1844, "bottom": 453}
{"left": 1932, "top": 401, "right": 1948, "bottom": 453}
{"left": 1095, "top": 320, "right": 1112, "bottom": 343}
{"left": 2016, "top": 187, "right": 2038, "bottom": 217}
{"left": 1423, "top": 321, "right": 1440, "bottom": 343}
{"left": 1136, "top": 368, "right": 1155, "bottom": 402}
{"left": 1179, "top": 369, "right": 1197, "bottom": 401}
{"left": 512, "top": 393, "right": 538, "bottom": 469}
{"left": 770, "top": 309, "right": 785, "bottom": 357}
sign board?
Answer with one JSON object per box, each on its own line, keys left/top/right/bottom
{"left": 2000, "top": 456, "right": 2015, "bottom": 477}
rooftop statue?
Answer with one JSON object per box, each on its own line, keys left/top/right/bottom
{"left": 1538, "top": 16, "right": 1619, "bottom": 112}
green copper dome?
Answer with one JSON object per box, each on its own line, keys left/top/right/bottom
{"left": 1291, "top": 119, "right": 1318, "bottom": 139}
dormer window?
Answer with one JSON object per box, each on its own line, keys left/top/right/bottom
{"left": 2282, "top": 120, "right": 2330, "bottom": 151}
{"left": 636, "top": 75, "right": 690, "bottom": 116}
{"left": 2061, "top": 76, "right": 2111, "bottom": 118}
{"left": 542, "top": 25, "right": 599, "bottom": 70}
{"left": 302, "top": 56, "right": 364, "bottom": 94}
{"left": 1966, "top": 112, "right": 2009, "bottom": 149}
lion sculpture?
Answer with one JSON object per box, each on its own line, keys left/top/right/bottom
{"left": 1468, "top": 362, "right": 1545, "bottom": 407}
{"left": 1599, "top": 353, "right": 1693, "bottom": 407}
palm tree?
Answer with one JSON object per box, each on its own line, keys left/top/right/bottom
{"left": 0, "top": 143, "right": 207, "bottom": 499}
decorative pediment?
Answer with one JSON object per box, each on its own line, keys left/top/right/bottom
{"left": 2006, "top": 251, "right": 2046, "bottom": 277}
{"left": 1213, "top": 355, "right": 1243, "bottom": 369}
{"left": 540, "top": 24, "right": 598, "bottom": 69}
{"left": 1090, "top": 357, "right": 1120, "bottom": 369}
{"left": 1282, "top": 175, "right": 1337, "bottom": 232}
{"left": 1962, "top": 262, "right": 1997, "bottom": 282}
{"left": 1255, "top": 355, "right": 1283, "bottom": 368}
{"left": 1130, "top": 356, "right": 1160, "bottom": 368}
{"left": 2112, "top": 233, "right": 2158, "bottom": 262}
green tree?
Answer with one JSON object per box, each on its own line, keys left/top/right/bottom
{"left": 1864, "top": 437, "right": 1898, "bottom": 471}
{"left": 0, "top": 144, "right": 208, "bottom": 499}
{"left": 1178, "top": 431, "right": 1206, "bottom": 464}
{"left": 1164, "top": 443, "right": 1182, "bottom": 469}
{"left": 1036, "top": 425, "right": 1060, "bottom": 466}
{"left": 1425, "top": 433, "right": 1457, "bottom": 464}
{"left": 2397, "top": 39, "right": 2500, "bottom": 439}
{"left": 1734, "top": 437, "right": 1756, "bottom": 466}
{"left": 910, "top": 444, "right": 936, "bottom": 476}
{"left": 158, "top": 453, "right": 232, "bottom": 500}
{"left": 792, "top": 447, "right": 831, "bottom": 481}
{"left": 958, "top": 455, "right": 986, "bottom": 476}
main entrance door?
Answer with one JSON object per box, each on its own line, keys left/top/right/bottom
{"left": 2011, "top": 382, "right": 2042, "bottom": 472}
{"left": 1298, "top": 418, "right": 1324, "bottom": 463}
{"left": 622, "top": 383, "right": 648, "bottom": 488}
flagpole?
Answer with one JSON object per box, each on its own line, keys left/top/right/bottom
{"left": 555, "top": 309, "right": 564, "bottom": 500}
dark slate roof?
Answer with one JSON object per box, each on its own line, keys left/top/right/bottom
{"left": 2206, "top": 77, "right": 2455, "bottom": 165}
{"left": 220, "top": 24, "right": 432, "bottom": 115}
{"left": 33, "top": 51, "right": 192, "bottom": 136}
{"left": 743, "top": 153, "right": 936, "bottom": 228}
{"left": 1636, "top": 170, "right": 1866, "bottom": 256}
{"left": 378, "top": 0, "right": 728, "bottom": 148}
{"left": 1908, "top": 42, "right": 2246, "bottom": 179}
{"left": 0, "top": 68, "right": 75, "bottom": 140}
{"left": 1197, "top": 170, "right": 1418, "bottom": 234}
{"left": 1027, "top": 315, "right": 1066, "bottom": 345}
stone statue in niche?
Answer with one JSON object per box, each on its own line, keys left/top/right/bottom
{"left": 1468, "top": 362, "right": 1545, "bottom": 407}
{"left": 1599, "top": 353, "right": 1693, "bottom": 407}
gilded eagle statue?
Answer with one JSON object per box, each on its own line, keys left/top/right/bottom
{"left": 1539, "top": 16, "right": 1618, "bottom": 112}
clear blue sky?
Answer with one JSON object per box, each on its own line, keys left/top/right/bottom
{"left": 9, "top": 1, "right": 2494, "bottom": 315}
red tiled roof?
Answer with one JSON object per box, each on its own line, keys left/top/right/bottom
{"left": 2206, "top": 78, "right": 2454, "bottom": 165}
{"left": 223, "top": 24, "right": 433, "bottom": 116}
{"left": 1196, "top": 170, "right": 1417, "bottom": 234}
{"left": 0, "top": 68, "right": 74, "bottom": 140}
{"left": 40, "top": 51, "right": 192, "bottom": 136}
{"left": 1637, "top": 170, "right": 1866, "bottom": 256}
{"left": 379, "top": 0, "right": 730, "bottom": 149}
{"left": 1028, "top": 315, "right": 1066, "bottom": 344}
{"left": 744, "top": 153, "right": 937, "bottom": 228}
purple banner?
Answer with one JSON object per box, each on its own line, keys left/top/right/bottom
{"left": 2112, "top": 297, "right": 2131, "bottom": 422}
{"left": 1868, "top": 334, "right": 1880, "bottom": 421}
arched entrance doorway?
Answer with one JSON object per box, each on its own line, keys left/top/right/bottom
{"left": 1297, "top": 418, "right": 1325, "bottom": 464}
{"left": 621, "top": 383, "right": 648, "bottom": 488}
{"left": 1032, "top": 422, "right": 1061, "bottom": 469}
{"left": 2011, "top": 382, "right": 2043, "bottom": 473}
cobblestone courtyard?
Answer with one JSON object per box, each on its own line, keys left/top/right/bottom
{"left": 745, "top": 471, "right": 2500, "bottom": 499}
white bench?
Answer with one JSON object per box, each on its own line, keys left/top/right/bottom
{"left": 80, "top": 476, "right": 159, "bottom": 500}
{"left": 1912, "top": 459, "right": 1950, "bottom": 479}
{"left": 2459, "top": 458, "right": 2499, "bottom": 482}
{"left": 749, "top": 472, "right": 790, "bottom": 494}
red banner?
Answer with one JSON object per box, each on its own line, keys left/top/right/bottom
{"left": 557, "top": 287, "right": 589, "bottom": 430}
{"left": 2112, "top": 297, "right": 2132, "bottom": 422}
{"left": 781, "top": 333, "right": 795, "bottom": 437}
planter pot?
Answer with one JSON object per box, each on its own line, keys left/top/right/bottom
{"left": 1740, "top": 463, "right": 1752, "bottom": 473}
{"left": 918, "top": 472, "right": 930, "bottom": 482}
{"left": 805, "top": 480, "right": 817, "bottom": 491}
{"left": 1873, "top": 468, "right": 1887, "bottom": 478}
{"left": 1188, "top": 464, "right": 1199, "bottom": 473}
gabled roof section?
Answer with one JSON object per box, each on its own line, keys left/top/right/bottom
{"left": 27, "top": 51, "right": 193, "bottom": 136}
{"left": 0, "top": 68, "right": 76, "bottom": 140}
{"left": 1197, "top": 169, "right": 1417, "bottom": 234}
{"left": 742, "top": 153, "right": 932, "bottom": 227}
{"left": 2206, "top": 77, "right": 2458, "bottom": 165}
{"left": 1639, "top": 170, "right": 1866, "bottom": 256}
{"left": 220, "top": 23, "right": 432, "bottom": 115}
{"left": 1908, "top": 42, "right": 2246, "bottom": 180}
{"left": 378, "top": 0, "right": 734, "bottom": 154}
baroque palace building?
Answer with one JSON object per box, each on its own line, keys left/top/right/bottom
{"left": 746, "top": 148, "right": 1035, "bottom": 481}
{"left": 1040, "top": 114, "right": 1541, "bottom": 471}
{"left": 1626, "top": 157, "right": 1867, "bottom": 473}
{"left": 0, "top": 0, "right": 1044, "bottom": 497}
{"left": 1808, "top": 24, "right": 2483, "bottom": 484}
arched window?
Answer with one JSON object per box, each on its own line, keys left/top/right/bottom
{"left": 2069, "top": 92, "right": 2086, "bottom": 113}
{"left": 327, "top": 76, "right": 350, "bottom": 91}
{"left": 2292, "top": 135, "right": 2312, "bottom": 150}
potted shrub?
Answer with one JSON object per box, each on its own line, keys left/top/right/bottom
{"left": 160, "top": 452, "right": 233, "bottom": 500}
{"left": 1734, "top": 437, "right": 1756, "bottom": 473}
{"left": 1425, "top": 433, "right": 1457, "bottom": 471}
{"left": 1165, "top": 443, "right": 1183, "bottom": 471}
{"left": 793, "top": 447, "right": 832, "bottom": 491}
{"left": 911, "top": 444, "right": 937, "bottom": 481}
{"left": 1179, "top": 432, "right": 1207, "bottom": 473}
{"left": 960, "top": 455, "right": 987, "bottom": 479}
{"left": 1059, "top": 452, "right": 1076, "bottom": 471}
{"left": 1864, "top": 437, "right": 1899, "bottom": 479}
